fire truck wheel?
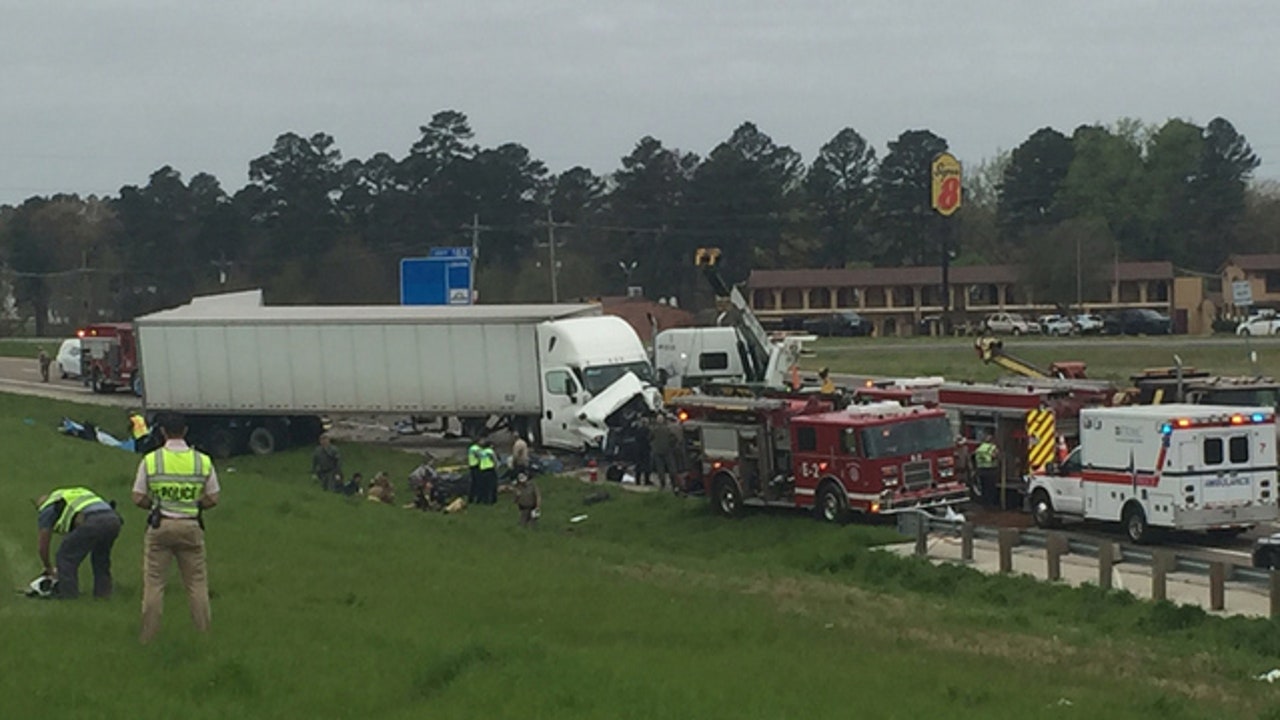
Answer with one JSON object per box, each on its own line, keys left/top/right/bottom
{"left": 1030, "top": 490, "right": 1058, "bottom": 529}
{"left": 816, "top": 483, "right": 848, "bottom": 524}
{"left": 711, "top": 476, "right": 742, "bottom": 518}
{"left": 1123, "top": 504, "right": 1151, "bottom": 544}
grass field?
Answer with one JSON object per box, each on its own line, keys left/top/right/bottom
{"left": 6, "top": 392, "right": 1280, "bottom": 718}
{"left": 806, "top": 335, "right": 1280, "bottom": 384}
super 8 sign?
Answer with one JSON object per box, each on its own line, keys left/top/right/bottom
{"left": 931, "top": 152, "right": 962, "bottom": 216}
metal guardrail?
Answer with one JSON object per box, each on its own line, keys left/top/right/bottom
{"left": 896, "top": 510, "right": 1279, "bottom": 615}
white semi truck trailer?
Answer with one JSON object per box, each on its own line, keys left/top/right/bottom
{"left": 135, "top": 290, "right": 659, "bottom": 457}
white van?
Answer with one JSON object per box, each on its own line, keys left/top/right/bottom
{"left": 55, "top": 338, "right": 82, "bottom": 379}
{"left": 1027, "top": 404, "right": 1279, "bottom": 543}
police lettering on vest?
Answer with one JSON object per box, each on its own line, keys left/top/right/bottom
{"left": 145, "top": 448, "right": 212, "bottom": 517}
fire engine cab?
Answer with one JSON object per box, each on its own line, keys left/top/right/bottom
{"left": 672, "top": 395, "right": 967, "bottom": 522}
{"left": 78, "top": 323, "right": 141, "bottom": 395}
{"left": 1027, "top": 404, "right": 1280, "bottom": 543}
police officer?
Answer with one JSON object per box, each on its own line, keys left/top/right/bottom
{"left": 466, "top": 437, "right": 484, "bottom": 504}
{"left": 131, "top": 413, "right": 220, "bottom": 644}
{"left": 34, "top": 486, "right": 122, "bottom": 599}
{"left": 974, "top": 432, "right": 1000, "bottom": 505}
{"left": 477, "top": 438, "right": 500, "bottom": 504}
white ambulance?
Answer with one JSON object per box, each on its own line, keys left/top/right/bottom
{"left": 1027, "top": 404, "right": 1279, "bottom": 543}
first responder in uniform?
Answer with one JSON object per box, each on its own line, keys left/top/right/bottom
{"left": 466, "top": 437, "right": 483, "bottom": 504}
{"left": 34, "top": 486, "right": 122, "bottom": 599}
{"left": 974, "top": 432, "right": 1000, "bottom": 505}
{"left": 128, "top": 409, "right": 152, "bottom": 454}
{"left": 477, "top": 438, "right": 499, "bottom": 505}
{"left": 818, "top": 367, "right": 835, "bottom": 395}
{"left": 131, "top": 413, "right": 220, "bottom": 644}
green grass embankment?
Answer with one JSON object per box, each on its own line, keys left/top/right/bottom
{"left": 2, "top": 393, "right": 1280, "bottom": 718}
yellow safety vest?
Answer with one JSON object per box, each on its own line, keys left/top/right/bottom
{"left": 974, "top": 442, "right": 998, "bottom": 469}
{"left": 144, "top": 448, "right": 213, "bottom": 517}
{"left": 39, "top": 487, "right": 106, "bottom": 534}
{"left": 129, "top": 414, "right": 149, "bottom": 440}
{"left": 467, "top": 443, "right": 482, "bottom": 468}
{"left": 478, "top": 447, "right": 497, "bottom": 471}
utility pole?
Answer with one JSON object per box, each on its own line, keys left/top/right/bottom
{"left": 1076, "top": 234, "right": 1083, "bottom": 313}
{"left": 470, "top": 213, "right": 480, "bottom": 300}
{"left": 546, "top": 209, "right": 559, "bottom": 303}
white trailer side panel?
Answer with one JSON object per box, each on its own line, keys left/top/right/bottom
{"left": 140, "top": 320, "right": 544, "bottom": 415}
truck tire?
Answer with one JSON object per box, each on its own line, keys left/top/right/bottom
{"left": 1123, "top": 504, "right": 1151, "bottom": 544}
{"left": 1030, "top": 489, "right": 1058, "bottom": 529}
{"left": 248, "top": 426, "right": 278, "bottom": 456}
{"left": 131, "top": 374, "right": 143, "bottom": 397}
{"left": 711, "top": 476, "right": 742, "bottom": 518}
{"left": 816, "top": 482, "right": 849, "bottom": 524}
{"left": 203, "top": 427, "right": 236, "bottom": 460}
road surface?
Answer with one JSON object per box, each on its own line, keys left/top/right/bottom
{"left": 0, "top": 357, "right": 133, "bottom": 408}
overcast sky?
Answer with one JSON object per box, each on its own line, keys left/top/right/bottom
{"left": 2, "top": 0, "right": 1277, "bottom": 206}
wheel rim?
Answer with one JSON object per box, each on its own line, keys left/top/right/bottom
{"left": 822, "top": 490, "right": 840, "bottom": 521}
{"left": 1033, "top": 499, "right": 1051, "bottom": 526}
{"left": 718, "top": 484, "right": 737, "bottom": 514}
{"left": 1127, "top": 514, "right": 1144, "bottom": 542}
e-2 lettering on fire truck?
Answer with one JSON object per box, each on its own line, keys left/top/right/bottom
{"left": 78, "top": 323, "right": 142, "bottom": 395}
{"left": 1027, "top": 404, "right": 1280, "bottom": 543}
{"left": 671, "top": 395, "right": 968, "bottom": 522}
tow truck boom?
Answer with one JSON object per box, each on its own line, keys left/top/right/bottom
{"left": 694, "top": 248, "right": 805, "bottom": 386}
{"left": 974, "top": 337, "right": 1087, "bottom": 380}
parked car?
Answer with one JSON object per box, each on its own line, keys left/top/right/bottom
{"left": 1236, "top": 311, "right": 1280, "bottom": 336}
{"left": 55, "top": 338, "right": 82, "bottom": 379}
{"left": 1103, "top": 309, "right": 1173, "bottom": 335}
{"left": 1037, "top": 314, "right": 1075, "bottom": 336}
{"left": 802, "top": 311, "right": 872, "bottom": 337}
{"left": 982, "top": 312, "right": 1037, "bottom": 335}
{"left": 1073, "top": 314, "right": 1105, "bottom": 335}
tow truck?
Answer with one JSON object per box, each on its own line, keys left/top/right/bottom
{"left": 654, "top": 248, "right": 811, "bottom": 400}
{"left": 974, "top": 337, "right": 1088, "bottom": 380}
{"left": 671, "top": 394, "right": 968, "bottom": 522}
{"left": 1027, "top": 404, "right": 1279, "bottom": 543}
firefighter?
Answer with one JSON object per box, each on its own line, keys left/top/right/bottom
{"left": 34, "top": 487, "right": 123, "bottom": 599}
{"left": 819, "top": 367, "right": 835, "bottom": 395}
{"left": 974, "top": 432, "right": 1000, "bottom": 504}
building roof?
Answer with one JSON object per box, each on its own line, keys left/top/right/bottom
{"left": 137, "top": 289, "right": 602, "bottom": 325}
{"left": 596, "top": 296, "right": 695, "bottom": 344}
{"left": 1223, "top": 254, "right": 1280, "bottom": 272}
{"left": 747, "top": 261, "right": 1173, "bottom": 289}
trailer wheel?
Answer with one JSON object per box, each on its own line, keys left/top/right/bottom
{"left": 816, "top": 482, "right": 849, "bottom": 524}
{"left": 203, "top": 428, "right": 236, "bottom": 460}
{"left": 1030, "top": 489, "right": 1058, "bottom": 529}
{"left": 248, "top": 426, "right": 278, "bottom": 456}
{"left": 1123, "top": 504, "right": 1151, "bottom": 544}
{"left": 131, "top": 374, "right": 143, "bottom": 397}
{"left": 711, "top": 476, "right": 742, "bottom": 518}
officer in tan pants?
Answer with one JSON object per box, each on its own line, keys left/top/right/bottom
{"left": 131, "top": 413, "right": 220, "bottom": 644}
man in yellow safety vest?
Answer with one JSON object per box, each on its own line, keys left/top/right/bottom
{"left": 467, "top": 437, "right": 484, "bottom": 504}
{"left": 34, "top": 486, "right": 123, "bottom": 599}
{"left": 131, "top": 412, "right": 221, "bottom": 644}
{"left": 477, "top": 438, "right": 500, "bottom": 504}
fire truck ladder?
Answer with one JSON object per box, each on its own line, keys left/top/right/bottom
{"left": 974, "top": 337, "right": 1087, "bottom": 380}
{"left": 694, "top": 247, "right": 792, "bottom": 385}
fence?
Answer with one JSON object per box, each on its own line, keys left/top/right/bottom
{"left": 896, "top": 511, "right": 1280, "bottom": 617}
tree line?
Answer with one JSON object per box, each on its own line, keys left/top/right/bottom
{"left": 0, "top": 110, "right": 1275, "bottom": 334}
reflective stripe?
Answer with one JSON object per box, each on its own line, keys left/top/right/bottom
{"left": 38, "top": 487, "right": 106, "bottom": 534}
{"left": 145, "top": 448, "right": 212, "bottom": 517}
{"left": 478, "top": 447, "right": 498, "bottom": 471}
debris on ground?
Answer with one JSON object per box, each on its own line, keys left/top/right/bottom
{"left": 582, "top": 491, "right": 611, "bottom": 506}
{"left": 1256, "top": 669, "right": 1280, "bottom": 683}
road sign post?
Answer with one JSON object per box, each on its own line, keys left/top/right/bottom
{"left": 931, "top": 152, "right": 962, "bottom": 336}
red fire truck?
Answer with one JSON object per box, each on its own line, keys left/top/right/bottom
{"left": 78, "top": 323, "right": 142, "bottom": 395}
{"left": 671, "top": 395, "right": 967, "bottom": 522}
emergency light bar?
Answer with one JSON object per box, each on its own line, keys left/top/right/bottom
{"left": 1159, "top": 412, "right": 1274, "bottom": 434}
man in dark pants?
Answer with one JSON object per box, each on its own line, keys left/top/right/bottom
{"left": 477, "top": 438, "right": 500, "bottom": 504}
{"left": 35, "top": 487, "right": 123, "bottom": 599}
{"left": 467, "top": 437, "right": 483, "bottom": 504}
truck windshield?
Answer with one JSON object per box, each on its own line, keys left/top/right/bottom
{"left": 859, "top": 417, "right": 953, "bottom": 459}
{"left": 581, "top": 361, "right": 655, "bottom": 394}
